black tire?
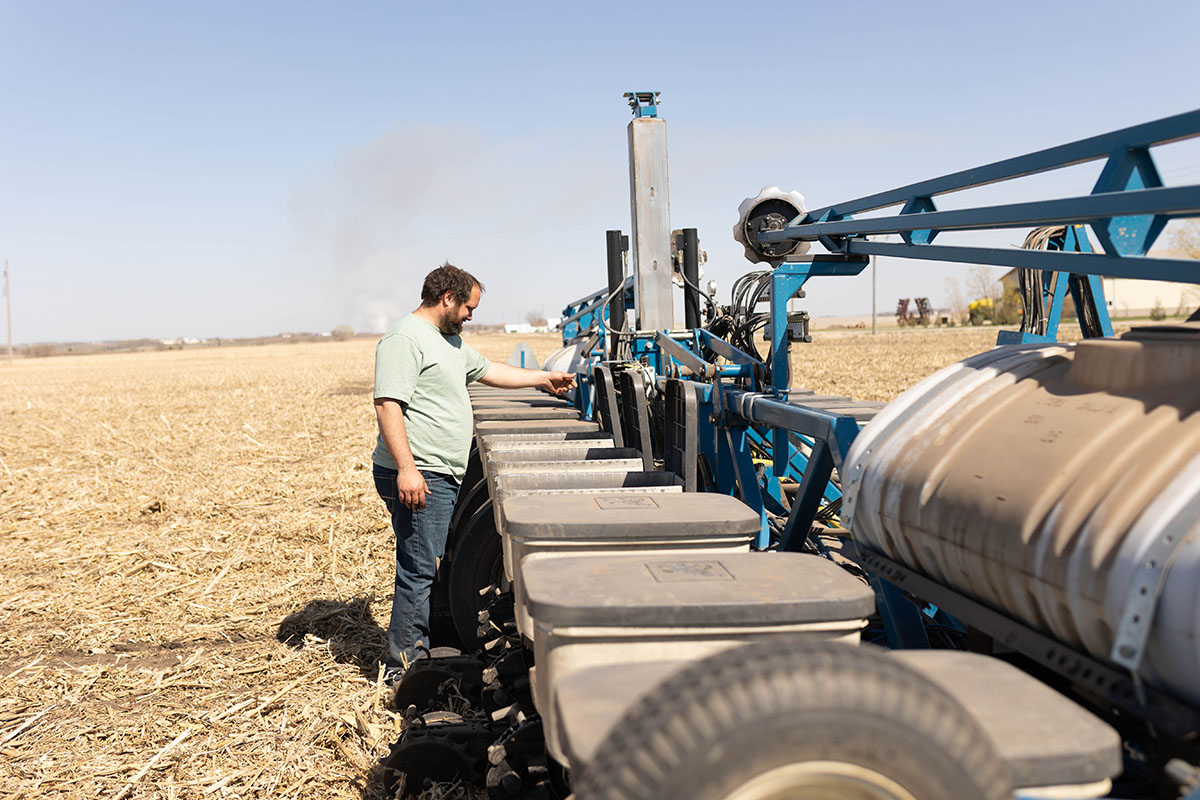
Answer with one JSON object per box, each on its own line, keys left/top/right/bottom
{"left": 446, "top": 501, "right": 503, "bottom": 649}
{"left": 461, "top": 449, "right": 483, "bottom": 499}
{"left": 450, "top": 450, "right": 484, "bottom": 532}
{"left": 574, "top": 640, "right": 1011, "bottom": 800}
{"left": 449, "top": 479, "right": 490, "bottom": 539}
{"left": 431, "top": 476, "right": 488, "bottom": 651}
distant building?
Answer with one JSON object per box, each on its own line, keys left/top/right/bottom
{"left": 503, "top": 320, "right": 560, "bottom": 334}
{"left": 504, "top": 323, "right": 536, "bottom": 334}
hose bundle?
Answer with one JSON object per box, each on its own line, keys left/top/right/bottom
{"left": 1018, "top": 226, "right": 1107, "bottom": 338}
{"left": 703, "top": 270, "right": 774, "bottom": 372}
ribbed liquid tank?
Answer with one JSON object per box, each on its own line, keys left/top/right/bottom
{"left": 843, "top": 324, "right": 1200, "bottom": 705}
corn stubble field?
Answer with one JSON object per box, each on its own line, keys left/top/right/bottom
{"left": 0, "top": 326, "right": 1100, "bottom": 799}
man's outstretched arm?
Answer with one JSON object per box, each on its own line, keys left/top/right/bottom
{"left": 477, "top": 361, "right": 576, "bottom": 395}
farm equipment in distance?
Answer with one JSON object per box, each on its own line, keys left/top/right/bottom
{"left": 382, "top": 94, "right": 1200, "bottom": 800}
{"left": 896, "top": 296, "right": 933, "bottom": 326}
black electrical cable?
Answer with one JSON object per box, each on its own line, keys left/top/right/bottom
{"left": 814, "top": 497, "right": 843, "bottom": 523}
{"left": 1019, "top": 226, "right": 1109, "bottom": 338}
{"left": 701, "top": 269, "right": 778, "bottom": 383}
{"left": 1071, "top": 275, "right": 1107, "bottom": 338}
{"left": 1018, "top": 226, "right": 1065, "bottom": 335}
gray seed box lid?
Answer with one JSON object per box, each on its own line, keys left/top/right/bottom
{"left": 556, "top": 660, "right": 688, "bottom": 769}
{"left": 524, "top": 552, "right": 874, "bottom": 627}
{"left": 485, "top": 446, "right": 637, "bottom": 463}
{"left": 470, "top": 395, "right": 570, "bottom": 404}
{"left": 501, "top": 493, "right": 759, "bottom": 541}
{"left": 471, "top": 400, "right": 572, "bottom": 410}
{"left": 890, "top": 651, "right": 1121, "bottom": 788}
{"left": 496, "top": 471, "right": 680, "bottom": 492}
{"left": 473, "top": 407, "right": 580, "bottom": 421}
{"left": 479, "top": 434, "right": 612, "bottom": 447}
{"left": 475, "top": 419, "right": 599, "bottom": 436}
{"left": 489, "top": 458, "right": 644, "bottom": 474}
{"left": 480, "top": 438, "right": 614, "bottom": 456}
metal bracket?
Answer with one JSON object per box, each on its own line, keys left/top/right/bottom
{"left": 655, "top": 330, "right": 754, "bottom": 381}
{"left": 898, "top": 195, "right": 938, "bottom": 245}
{"left": 1110, "top": 490, "right": 1200, "bottom": 673}
{"left": 655, "top": 330, "right": 714, "bottom": 378}
{"left": 695, "top": 329, "right": 765, "bottom": 382}
{"left": 623, "top": 90, "right": 660, "bottom": 118}
{"left": 1090, "top": 144, "right": 1167, "bottom": 256}
{"left": 768, "top": 256, "right": 870, "bottom": 401}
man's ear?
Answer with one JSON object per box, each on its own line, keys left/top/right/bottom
{"left": 441, "top": 290, "right": 456, "bottom": 308}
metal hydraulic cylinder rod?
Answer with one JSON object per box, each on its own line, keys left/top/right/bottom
{"left": 682, "top": 227, "right": 700, "bottom": 329}
{"left": 627, "top": 115, "right": 675, "bottom": 331}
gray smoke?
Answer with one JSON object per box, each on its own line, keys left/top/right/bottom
{"left": 290, "top": 123, "right": 623, "bottom": 332}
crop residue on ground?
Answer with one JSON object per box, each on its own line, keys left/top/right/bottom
{"left": 0, "top": 327, "right": 1081, "bottom": 798}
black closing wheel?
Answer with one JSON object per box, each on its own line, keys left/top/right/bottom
{"left": 446, "top": 501, "right": 504, "bottom": 649}
{"left": 449, "top": 478, "right": 490, "bottom": 538}
{"left": 574, "top": 640, "right": 1012, "bottom": 800}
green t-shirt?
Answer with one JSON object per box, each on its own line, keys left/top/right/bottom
{"left": 372, "top": 315, "right": 490, "bottom": 480}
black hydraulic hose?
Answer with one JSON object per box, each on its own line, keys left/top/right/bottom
{"left": 682, "top": 228, "right": 701, "bottom": 329}
{"left": 1072, "top": 274, "right": 1106, "bottom": 338}
{"left": 605, "top": 230, "right": 626, "bottom": 358}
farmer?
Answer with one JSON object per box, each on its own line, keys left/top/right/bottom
{"left": 371, "top": 263, "right": 575, "bottom": 682}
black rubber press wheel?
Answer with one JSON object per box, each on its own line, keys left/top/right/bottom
{"left": 449, "top": 479, "right": 491, "bottom": 539}
{"left": 574, "top": 640, "right": 1011, "bottom": 800}
{"left": 446, "top": 502, "right": 504, "bottom": 649}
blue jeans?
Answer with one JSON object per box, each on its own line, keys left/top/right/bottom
{"left": 373, "top": 464, "right": 460, "bottom": 669}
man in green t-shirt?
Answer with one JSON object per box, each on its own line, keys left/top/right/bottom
{"left": 372, "top": 263, "right": 574, "bottom": 679}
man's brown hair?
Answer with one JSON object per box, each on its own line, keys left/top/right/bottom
{"left": 420, "top": 262, "right": 483, "bottom": 307}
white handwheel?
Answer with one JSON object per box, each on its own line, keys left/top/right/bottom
{"left": 733, "top": 186, "right": 811, "bottom": 266}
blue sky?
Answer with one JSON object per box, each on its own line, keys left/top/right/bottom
{"left": 2, "top": 0, "right": 1198, "bottom": 343}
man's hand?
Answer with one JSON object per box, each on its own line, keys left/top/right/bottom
{"left": 478, "top": 362, "right": 577, "bottom": 393}
{"left": 396, "top": 466, "right": 431, "bottom": 510}
{"left": 541, "top": 371, "right": 576, "bottom": 396}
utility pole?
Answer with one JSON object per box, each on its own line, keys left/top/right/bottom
{"left": 871, "top": 254, "right": 877, "bottom": 335}
{"left": 4, "top": 261, "right": 11, "bottom": 364}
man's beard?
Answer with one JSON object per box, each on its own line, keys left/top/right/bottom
{"left": 437, "top": 310, "right": 464, "bottom": 336}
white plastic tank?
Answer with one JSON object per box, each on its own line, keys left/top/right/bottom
{"left": 843, "top": 324, "right": 1200, "bottom": 705}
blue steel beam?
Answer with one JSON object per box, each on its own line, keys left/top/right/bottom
{"left": 696, "top": 329, "right": 766, "bottom": 376}
{"left": 844, "top": 239, "right": 1200, "bottom": 283}
{"left": 758, "top": 185, "right": 1200, "bottom": 242}
{"left": 723, "top": 390, "right": 860, "bottom": 471}
{"left": 799, "top": 109, "right": 1200, "bottom": 221}
{"left": 656, "top": 332, "right": 754, "bottom": 380}
{"left": 766, "top": 259, "right": 865, "bottom": 476}
{"left": 561, "top": 276, "right": 632, "bottom": 327}
{"left": 654, "top": 330, "right": 711, "bottom": 377}
{"left": 768, "top": 258, "right": 869, "bottom": 400}
{"left": 778, "top": 439, "right": 834, "bottom": 552}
